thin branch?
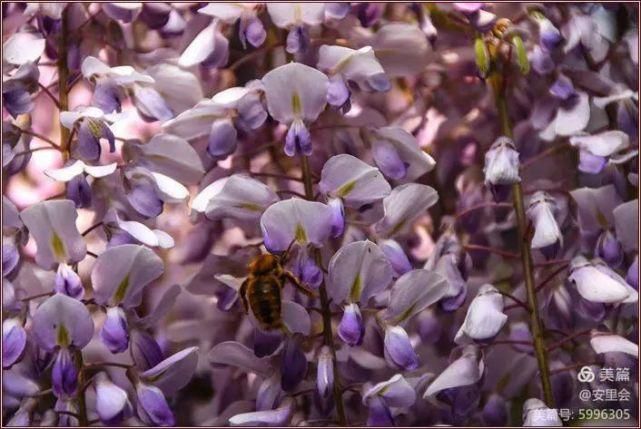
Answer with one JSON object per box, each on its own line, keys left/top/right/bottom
{"left": 498, "top": 290, "right": 530, "bottom": 312}
{"left": 546, "top": 328, "right": 592, "bottom": 352}
{"left": 535, "top": 264, "right": 570, "bottom": 293}
{"left": 463, "top": 244, "right": 520, "bottom": 259}
{"left": 18, "top": 128, "right": 61, "bottom": 149}
{"left": 249, "top": 171, "right": 304, "bottom": 182}
{"left": 81, "top": 222, "right": 104, "bottom": 237}
{"left": 37, "top": 82, "right": 61, "bottom": 109}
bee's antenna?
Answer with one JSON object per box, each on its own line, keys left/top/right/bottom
{"left": 281, "top": 238, "right": 297, "bottom": 263}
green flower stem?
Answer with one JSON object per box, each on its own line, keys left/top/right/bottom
{"left": 492, "top": 83, "right": 555, "bottom": 407}
{"left": 300, "top": 155, "right": 348, "bottom": 426}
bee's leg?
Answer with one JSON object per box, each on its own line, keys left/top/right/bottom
{"left": 283, "top": 271, "right": 318, "bottom": 298}
{"left": 239, "top": 280, "right": 249, "bottom": 314}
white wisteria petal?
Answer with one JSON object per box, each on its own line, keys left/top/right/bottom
{"left": 375, "top": 184, "right": 439, "bottom": 237}
{"left": 318, "top": 45, "right": 388, "bottom": 91}
{"left": 522, "top": 398, "right": 562, "bottom": 426}
{"left": 150, "top": 172, "right": 189, "bottom": 202}
{"left": 81, "top": 56, "right": 154, "bottom": 85}
{"left": 83, "top": 163, "right": 118, "bottom": 178}
{"left": 371, "top": 23, "right": 429, "bottom": 77}
{"left": 19, "top": 200, "right": 86, "bottom": 269}
{"left": 229, "top": 398, "right": 294, "bottom": 426}
{"left": 319, "top": 154, "right": 391, "bottom": 208}
{"left": 145, "top": 64, "right": 203, "bottom": 115}
{"left": 179, "top": 23, "right": 218, "bottom": 68}
{"left": 613, "top": 200, "right": 638, "bottom": 253}
{"left": 424, "top": 346, "right": 484, "bottom": 398}
{"left": 384, "top": 269, "right": 448, "bottom": 325}
{"left": 370, "top": 126, "right": 436, "bottom": 182}
{"left": 327, "top": 240, "right": 394, "bottom": 304}
{"left": 260, "top": 199, "right": 334, "bottom": 251}
{"left": 212, "top": 87, "right": 251, "bottom": 108}
{"left": 454, "top": 284, "right": 507, "bottom": 344}
{"left": 554, "top": 91, "right": 590, "bottom": 136}
{"left": 362, "top": 374, "right": 416, "bottom": 408}
{"left": 134, "top": 133, "right": 204, "bottom": 185}
{"left": 162, "top": 99, "right": 225, "bottom": 140}
{"left": 3, "top": 32, "right": 46, "bottom": 66}
{"left": 198, "top": 3, "right": 245, "bottom": 22}
{"left": 31, "top": 293, "right": 95, "bottom": 351}
{"left": 44, "top": 161, "right": 85, "bottom": 182}
{"left": 262, "top": 62, "right": 329, "bottom": 124}
{"left": 60, "top": 106, "right": 107, "bottom": 129}
{"left": 570, "top": 185, "right": 621, "bottom": 235}
{"left": 526, "top": 192, "right": 562, "bottom": 250}
{"left": 568, "top": 256, "right": 635, "bottom": 304}
{"left": 282, "top": 300, "right": 311, "bottom": 335}
{"left": 91, "top": 244, "right": 164, "bottom": 308}
{"left": 192, "top": 175, "right": 278, "bottom": 222}
{"left": 590, "top": 333, "right": 639, "bottom": 357}
{"left": 140, "top": 346, "right": 199, "bottom": 396}
{"left": 266, "top": 3, "right": 325, "bottom": 28}
{"left": 569, "top": 130, "right": 630, "bottom": 157}
{"left": 209, "top": 341, "right": 271, "bottom": 376}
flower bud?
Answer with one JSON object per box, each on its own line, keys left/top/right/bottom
{"left": 100, "top": 306, "right": 130, "bottom": 354}
{"left": 2, "top": 318, "right": 27, "bottom": 369}
{"left": 256, "top": 374, "right": 281, "bottom": 411}
{"left": 526, "top": 192, "right": 562, "bottom": 260}
{"left": 595, "top": 229, "right": 623, "bottom": 268}
{"left": 317, "top": 346, "right": 334, "bottom": 398}
{"left": 136, "top": 382, "right": 175, "bottom": 426}
{"left": 55, "top": 263, "right": 84, "bottom": 299}
{"left": 66, "top": 175, "right": 92, "bottom": 208}
{"left": 383, "top": 325, "right": 419, "bottom": 371}
{"left": 207, "top": 118, "right": 237, "bottom": 159}
{"left": 379, "top": 239, "right": 412, "bottom": 275}
{"left": 474, "top": 37, "right": 490, "bottom": 78}
{"left": 52, "top": 348, "right": 78, "bottom": 398}
{"left": 130, "top": 330, "right": 163, "bottom": 371}
{"left": 366, "top": 395, "right": 394, "bottom": 426}
{"left": 286, "top": 26, "right": 310, "bottom": 54}
{"left": 338, "top": 303, "right": 365, "bottom": 346}
{"left": 284, "top": 119, "right": 312, "bottom": 157}
{"left": 512, "top": 35, "right": 530, "bottom": 75}
{"left": 484, "top": 136, "right": 521, "bottom": 191}
{"left": 327, "top": 77, "right": 351, "bottom": 109}
{"left": 372, "top": 140, "right": 407, "bottom": 180}
{"left": 240, "top": 16, "right": 266, "bottom": 48}
{"left": 327, "top": 197, "right": 345, "bottom": 238}
{"left": 482, "top": 394, "right": 508, "bottom": 426}
{"left": 532, "top": 12, "right": 562, "bottom": 51}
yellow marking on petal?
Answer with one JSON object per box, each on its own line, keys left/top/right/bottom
{"left": 349, "top": 273, "right": 362, "bottom": 302}
{"left": 395, "top": 303, "right": 417, "bottom": 325}
{"left": 57, "top": 325, "right": 70, "bottom": 347}
{"left": 336, "top": 180, "right": 356, "bottom": 198}
{"left": 236, "top": 202, "right": 263, "bottom": 212}
{"left": 291, "top": 92, "right": 302, "bottom": 116}
{"left": 294, "top": 223, "right": 307, "bottom": 243}
{"left": 114, "top": 274, "right": 130, "bottom": 304}
{"left": 51, "top": 233, "right": 66, "bottom": 262}
{"left": 596, "top": 209, "right": 609, "bottom": 229}
{"left": 86, "top": 118, "right": 103, "bottom": 138}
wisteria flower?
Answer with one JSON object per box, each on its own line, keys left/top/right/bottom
{"left": 262, "top": 62, "right": 329, "bottom": 156}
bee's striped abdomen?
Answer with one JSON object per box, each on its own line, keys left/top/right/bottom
{"left": 248, "top": 276, "right": 282, "bottom": 330}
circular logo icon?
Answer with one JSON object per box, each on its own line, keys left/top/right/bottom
{"left": 577, "top": 366, "right": 595, "bottom": 383}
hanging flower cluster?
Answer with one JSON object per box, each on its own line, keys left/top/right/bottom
{"left": 2, "top": 2, "right": 638, "bottom": 427}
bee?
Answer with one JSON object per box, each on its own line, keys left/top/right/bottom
{"left": 239, "top": 253, "right": 315, "bottom": 331}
